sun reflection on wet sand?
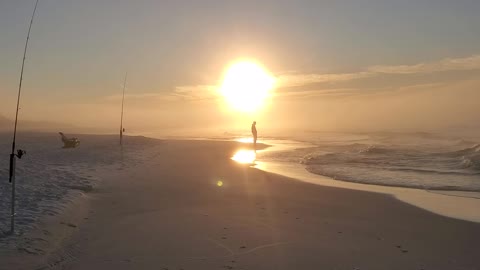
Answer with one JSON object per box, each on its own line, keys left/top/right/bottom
{"left": 235, "top": 137, "right": 254, "bottom": 143}
{"left": 231, "top": 149, "right": 256, "bottom": 164}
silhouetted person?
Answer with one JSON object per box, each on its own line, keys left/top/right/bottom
{"left": 251, "top": 121, "right": 257, "bottom": 149}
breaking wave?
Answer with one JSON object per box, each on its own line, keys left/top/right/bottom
{"left": 266, "top": 133, "right": 480, "bottom": 192}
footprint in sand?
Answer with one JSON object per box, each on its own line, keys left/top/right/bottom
{"left": 18, "top": 247, "right": 40, "bottom": 255}
{"left": 396, "top": 245, "right": 408, "bottom": 253}
{"left": 31, "top": 237, "right": 47, "bottom": 243}
{"left": 59, "top": 222, "right": 77, "bottom": 228}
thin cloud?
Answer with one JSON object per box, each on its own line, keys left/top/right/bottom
{"left": 277, "top": 72, "right": 374, "bottom": 88}
{"left": 105, "top": 93, "right": 177, "bottom": 102}
{"left": 103, "top": 54, "right": 480, "bottom": 102}
{"left": 369, "top": 54, "right": 480, "bottom": 74}
{"left": 274, "top": 88, "right": 359, "bottom": 99}
{"left": 104, "top": 85, "right": 219, "bottom": 103}
{"left": 173, "top": 85, "right": 218, "bottom": 101}
{"left": 277, "top": 54, "right": 480, "bottom": 87}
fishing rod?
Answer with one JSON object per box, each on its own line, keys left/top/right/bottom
{"left": 120, "top": 72, "right": 127, "bottom": 145}
{"left": 8, "top": 0, "right": 39, "bottom": 234}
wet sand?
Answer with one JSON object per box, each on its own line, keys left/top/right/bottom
{"left": 3, "top": 140, "right": 480, "bottom": 269}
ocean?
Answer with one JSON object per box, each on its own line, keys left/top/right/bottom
{"left": 258, "top": 131, "right": 480, "bottom": 192}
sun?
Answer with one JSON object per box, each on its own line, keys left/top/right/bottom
{"left": 220, "top": 60, "right": 275, "bottom": 112}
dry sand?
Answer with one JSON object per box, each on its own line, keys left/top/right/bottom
{"left": 2, "top": 140, "right": 480, "bottom": 270}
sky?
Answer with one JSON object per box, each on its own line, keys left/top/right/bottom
{"left": 1, "top": 0, "right": 480, "bottom": 135}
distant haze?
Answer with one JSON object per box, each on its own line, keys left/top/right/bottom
{"left": 1, "top": 1, "right": 479, "bottom": 136}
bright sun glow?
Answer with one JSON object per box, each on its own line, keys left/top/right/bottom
{"left": 220, "top": 61, "right": 275, "bottom": 112}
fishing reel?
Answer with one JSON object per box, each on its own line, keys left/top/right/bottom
{"left": 9, "top": 149, "right": 26, "bottom": 183}
{"left": 16, "top": 149, "right": 26, "bottom": 159}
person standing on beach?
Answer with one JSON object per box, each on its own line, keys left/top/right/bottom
{"left": 251, "top": 121, "right": 257, "bottom": 149}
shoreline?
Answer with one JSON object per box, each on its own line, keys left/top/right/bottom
{"left": 0, "top": 190, "right": 91, "bottom": 268}
{"left": 254, "top": 139, "right": 480, "bottom": 223}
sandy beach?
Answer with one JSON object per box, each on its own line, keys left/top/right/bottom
{"left": 2, "top": 139, "right": 480, "bottom": 270}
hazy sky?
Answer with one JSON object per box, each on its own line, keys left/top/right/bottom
{"left": 1, "top": 0, "right": 479, "bottom": 134}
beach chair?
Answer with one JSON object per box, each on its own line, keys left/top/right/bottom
{"left": 59, "top": 132, "right": 80, "bottom": 148}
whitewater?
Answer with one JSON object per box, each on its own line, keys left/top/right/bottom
{"left": 258, "top": 132, "right": 480, "bottom": 192}
{"left": 0, "top": 133, "right": 162, "bottom": 243}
